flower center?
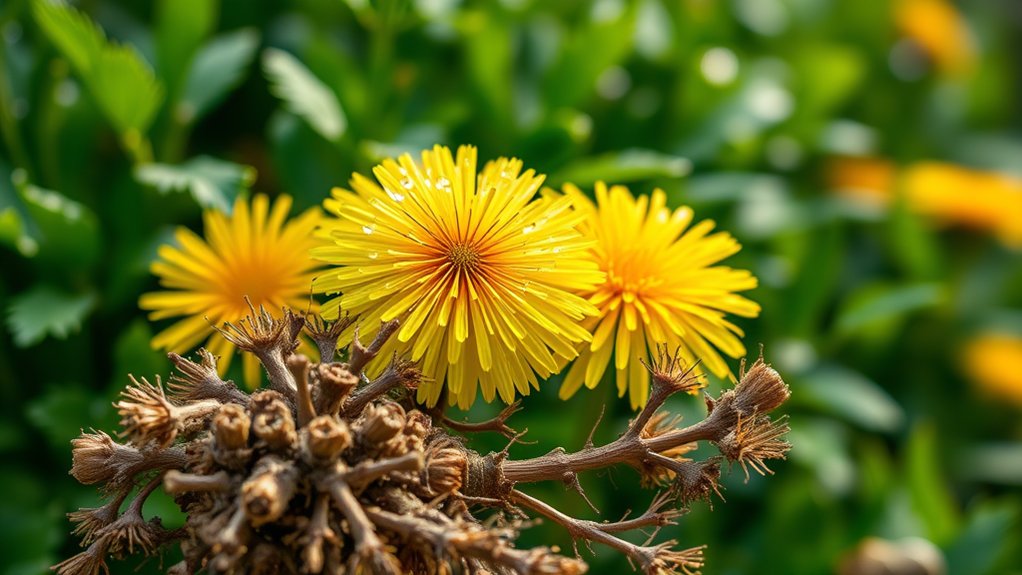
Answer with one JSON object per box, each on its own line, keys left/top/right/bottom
{"left": 447, "top": 243, "right": 482, "bottom": 270}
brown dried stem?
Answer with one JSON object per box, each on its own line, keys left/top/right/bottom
{"left": 347, "top": 319, "right": 400, "bottom": 376}
{"left": 443, "top": 400, "right": 524, "bottom": 439}
{"left": 342, "top": 354, "right": 420, "bottom": 418}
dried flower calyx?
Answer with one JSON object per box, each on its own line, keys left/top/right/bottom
{"left": 57, "top": 307, "right": 791, "bottom": 575}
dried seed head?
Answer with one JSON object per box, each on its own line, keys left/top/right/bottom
{"left": 70, "top": 430, "right": 142, "bottom": 485}
{"left": 250, "top": 390, "right": 297, "bottom": 451}
{"left": 673, "top": 459, "right": 722, "bottom": 506}
{"left": 116, "top": 375, "right": 180, "bottom": 447}
{"left": 68, "top": 490, "right": 129, "bottom": 545}
{"left": 648, "top": 543, "right": 706, "bottom": 575}
{"left": 382, "top": 409, "right": 432, "bottom": 457}
{"left": 716, "top": 414, "right": 790, "bottom": 482}
{"left": 733, "top": 357, "right": 789, "bottom": 416}
{"left": 642, "top": 345, "right": 705, "bottom": 396}
{"left": 213, "top": 403, "right": 251, "bottom": 450}
{"left": 52, "top": 538, "right": 110, "bottom": 575}
{"left": 243, "top": 456, "right": 299, "bottom": 527}
{"left": 424, "top": 445, "right": 468, "bottom": 495}
{"left": 360, "top": 402, "right": 406, "bottom": 444}
{"left": 302, "top": 415, "right": 352, "bottom": 463}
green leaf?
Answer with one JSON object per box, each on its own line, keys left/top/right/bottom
{"left": 906, "top": 423, "right": 960, "bottom": 544}
{"left": 549, "top": 149, "right": 692, "bottom": 187}
{"left": 15, "top": 175, "right": 101, "bottom": 268}
{"left": 135, "top": 155, "right": 256, "bottom": 212}
{"left": 155, "top": 0, "right": 218, "bottom": 100}
{"left": 32, "top": 0, "right": 164, "bottom": 135}
{"left": 797, "top": 364, "right": 905, "bottom": 432}
{"left": 90, "top": 43, "right": 165, "bottom": 135}
{"left": 543, "top": 2, "right": 637, "bottom": 108}
{"left": 181, "top": 29, "right": 261, "bottom": 123}
{"left": 262, "top": 48, "right": 346, "bottom": 142}
{"left": 945, "top": 500, "right": 1020, "bottom": 575}
{"left": 30, "top": 0, "right": 104, "bottom": 73}
{"left": 0, "top": 207, "right": 38, "bottom": 257}
{"left": 836, "top": 282, "right": 944, "bottom": 337}
{"left": 5, "top": 285, "right": 97, "bottom": 348}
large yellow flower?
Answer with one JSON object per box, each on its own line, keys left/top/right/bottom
{"left": 140, "top": 194, "right": 323, "bottom": 388}
{"left": 962, "top": 333, "right": 1022, "bottom": 408}
{"left": 314, "top": 145, "right": 603, "bottom": 408}
{"left": 559, "top": 183, "right": 760, "bottom": 409}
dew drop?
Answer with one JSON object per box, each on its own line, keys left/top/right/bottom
{"left": 385, "top": 188, "right": 405, "bottom": 202}
{"left": 362, "top": 224, "right": 376, "bottom": 235}
{"left": 522, "top": 224, "right": 536, "bottom": 234}
{"left": 553, "top": 246, "right": 562, "bottom": 253}
{"left": 400, "top": 178, "right": 414, "bottom": 190}
{"left": 368, "top": 252, "right": 379, "bottom": 259}
{"left": 436, "top": 176, "right": 451, "bottom": 191}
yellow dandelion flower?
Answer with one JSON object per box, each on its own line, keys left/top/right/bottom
{"left": 826, "top": 157, "right": 1022, "bottom": 247}
{"left": 962, "top": 333, "right": 1022, "bottom": 408}
{"left": 559, "top": 183, "right": 760, "bottom": 409}
{"left": 314, "top": 145, "right": 603, "bottom": 408}
{"left": 894, "top": 0, "right": 975, "bottom": 76}
{"left": 140, "top": 194, "right": 323, "bottom": 388}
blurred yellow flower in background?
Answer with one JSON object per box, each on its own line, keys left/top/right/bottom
{"left": 827, "top": 157, "right": 1022, "bottom": 247}
{"left": 141, "top": 194, "right": 323, "bottom": 388}
{"left": 894, "top": 0, "right": 976, "bottom": 76}
{"left": 314, "top": 145, "right": 603, "bottom": 408}
{"left": 559, "top": 183, "right": 760, "bottom": 409}
{"left": 962, "top": 333, "right": 1022, "bottom": 408}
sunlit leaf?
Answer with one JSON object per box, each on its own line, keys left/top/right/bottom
{"left": 797, "top": 364, "right": 905, "bottom": 432}
{"left": 263, "top": 47, "right": 346, "bottom": 142}
{"left": 5, "top": 285, "right": 97, "bottom": 348}
{"left": 836, "top": 282, "right": 944, "bottom": 337}
{"left": 181, "top": 28, "right": 260, "bottom": 123}
{"left": 135, "top": 155, "right": 256, "bottom": 212}
{"left": 906, "top": 422, "right": 960, "bottom": 544}
{"left": 155, "top": 0, "right": 218, "bottom": 99}
{"left": 32, "top": 0, "right": 164, "bottom": 135}
{"left": 550, "top": 149, "right": 692, "bottom": 187}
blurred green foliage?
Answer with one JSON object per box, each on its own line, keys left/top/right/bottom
{"left": 2, "top": 0, "right": 1021, "bottom": 573}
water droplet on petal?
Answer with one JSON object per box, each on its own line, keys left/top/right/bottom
{"left": 437, "top": 176, "right": 451, "bottom": 191}
{"left": 385, "top": 188, "right": 405, "bottom": 202}
{"left": 368, "top": 252, "right": 379, "bottom": 259}
{"left": 523, "top": 224, "right": 536, "bottom": 234}
{"left": 553, "top": 246, "right": 562, "bottom": 253}
{"left": 362, "top": 224, "right": 376, "bottom": 235}
{"left": 400, "top": 178, "right": 414, "bottom": 190}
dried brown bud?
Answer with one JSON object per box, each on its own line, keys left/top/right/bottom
{"left": 424, "top": 445, "right": 468, "bottom": 495}
{"left": 315, "top": 363, "right": 359, "bottom": 415}
{"left": 213, "top": 403, "right": 251, "bottom": 450}
{"left": 243, "top": 456, "right": 299, "bottom": 527}
{"left": 733, "top": 357, "right": 789, "bottom": 415}
{"left": 360, "top": 402, "right": 406, "bottom": 444}
{"left": 250, "top": 390, "right": 297, "bottom": 451}
{"left": 302, "top": 415, "right": 352, "bottom": 463}
{"left": 70, "top": 430, "right": 142, "bottom": 485}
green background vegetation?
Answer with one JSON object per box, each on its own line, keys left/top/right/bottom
{"left": 1, "top": 0, "right": 1021, "bottom": 573}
